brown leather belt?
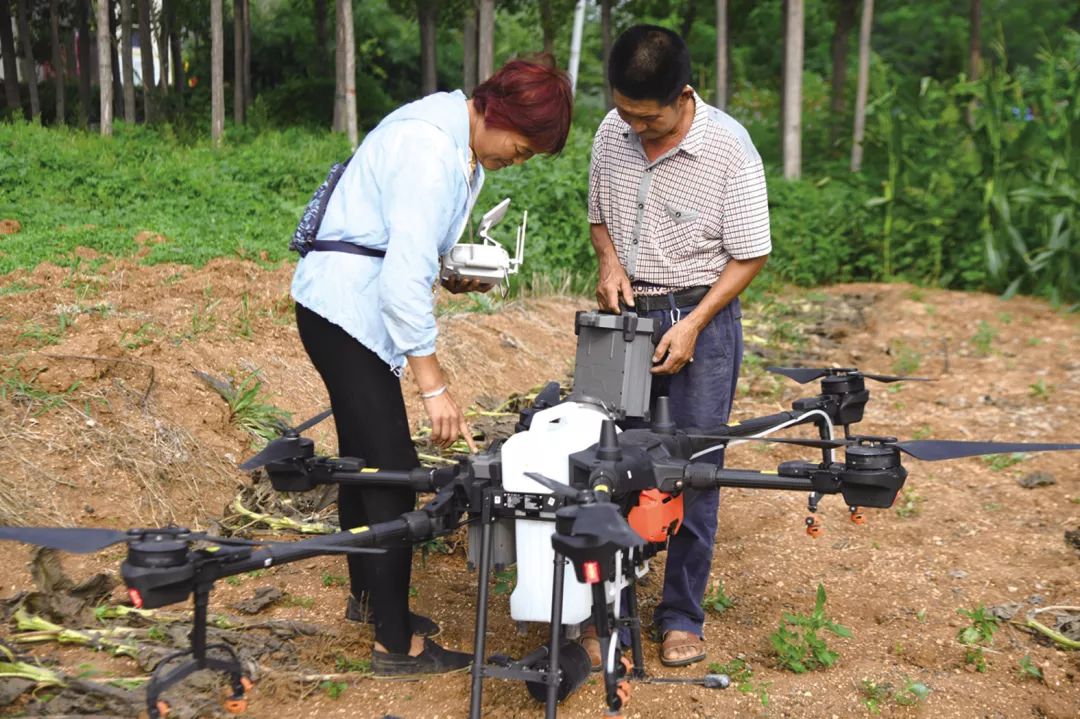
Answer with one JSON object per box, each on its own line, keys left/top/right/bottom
{"left": 632, "top": 285, "right": 710, "bottom": 312}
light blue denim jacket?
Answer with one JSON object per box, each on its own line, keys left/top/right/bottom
{"left": 291, "top": 91, "right": 484, "bottom": 374}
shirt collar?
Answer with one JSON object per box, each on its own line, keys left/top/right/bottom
{"left": 678, "top": 91, "right": 709, "bottom": 157}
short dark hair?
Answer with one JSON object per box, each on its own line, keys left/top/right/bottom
{"left": 608, "top": 25, "right": 691, "bottom": 106}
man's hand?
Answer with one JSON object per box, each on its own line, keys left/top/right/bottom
{"left": 595, "top": 260, "right": 635, "bottom": 313}
{"left": 651, "top": 319, "right": 701, "bottom": 375}
{"left": 441, "top": 275, "right": 496, "bottom": 294}
{"left": 422, "top": 390, "right": 477, "bottom": 452}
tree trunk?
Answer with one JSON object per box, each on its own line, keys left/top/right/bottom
{"left": 77, "top": 0, "right": 92, "bottom": 127}
{"left": 568, "top": 0, "right": 585, "bottom": 96}
{"left": 157, "top": 1, "right": 169, "bottom": 94}
{"left": 680, "top": 0, "right": 698, "bottom": 41}
{"left": 714, "top": 0, "right": 727, "bottom": 110}
{"left": 233, "top": 0, "right": 244, "bottom": 122}
{"left": 95, "top": 0, "right": 112, "bottom": 134}
{"left": 332, "top": 0, "right": 344, "bottom": 132}
{"left": 211, "top": 0, "right": 223, "bottom": 143}
{"left": 418, "top": 0, "right": 437, "bottom": 96}
{"left": 166, "top": 0, "right": 183, "bottom": 95}
{"left": 829, "top": 0, "right": 856, "bottom": 147}
{"left": 539, "top": 0, "right": 555, "bottom": 57}
{"left": 781, "top": 0, "right": 803, "bottom": 179}
{"left": 16, "top": 0, "right": 40, "bottom": 121}
{"left": 121, "top": 0, "right": 135, "bottom": 121}
{"left": 109, "top": 0, "right": 123, "bottom": 119}
{"left": 967, "top": 0, "right": 981, "bottom": 81}
{"left": 340, "top": 0, "right": 356, "bottom": 146}
{"left": 1, "top": 0, "right": 22, "bottom": 113}
{"left": 601, "top": 0, "right": 612, "bottom": 108}
{"left": 50, "top": 0, "right": 66, "bottom": 124}
{"left": 242, "top": 0, "right": 251, "bottom": 110}
{"left": 137, "top": 0, "right": 153, "bottom": 121}
{"left": 477, "top": 0, "right": 493, "bottom": 84}
{"left": 314, "top": 0, "right": 327, "bottom": 50}
{"left": 851, "top": 0, "right": 872, "bottom": 172}
{"left": 463, "top": 2, "right": 477, "bottom": 94}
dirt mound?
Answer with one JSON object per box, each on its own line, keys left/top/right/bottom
{"left": 1, "top": 260, "right": 1078, "bottom": 718}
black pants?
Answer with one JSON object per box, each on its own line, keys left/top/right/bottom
{"left": 295, "top": 303, "right": 417, "bottom": 653}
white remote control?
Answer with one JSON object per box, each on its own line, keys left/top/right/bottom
{"left": 440, "top": 198, "right": 526, "bottom": 288}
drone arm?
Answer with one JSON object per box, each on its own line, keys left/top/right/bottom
{"left": 676, "top": 463, "right": 816, "bottom": 493}
{"left": 686, "top": 410, "right": 820, "bottom": 453}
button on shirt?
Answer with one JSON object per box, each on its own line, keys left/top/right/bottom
{"left": 588, "top": 93, "right": 771, "bottom": 294}
{"left": 291, "top": 91, "right": 484, "bottom": 374}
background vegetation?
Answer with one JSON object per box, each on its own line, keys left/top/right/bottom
{"left": 1, "top": 0, "right": 1077, "bottom": 305}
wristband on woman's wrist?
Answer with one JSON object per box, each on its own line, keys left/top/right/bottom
{"left": 420, "top": 385, "right": 448, "bottom": 400}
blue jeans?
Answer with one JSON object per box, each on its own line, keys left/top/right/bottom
{"left": 641, "top": 297, "right": 743, "bottom": 638}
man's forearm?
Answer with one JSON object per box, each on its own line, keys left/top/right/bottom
{"left": 683, "top": 255, "right": 768, "bottom": 332}
{"left": 590, "top": 223, "right": 621, "bottom": 268}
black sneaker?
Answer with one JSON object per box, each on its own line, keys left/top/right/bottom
{"left": 371, "top": 638, "right": 472, "bottom": 676}
{"left": 345, "top": 594, "right": 441, "bottom": 638}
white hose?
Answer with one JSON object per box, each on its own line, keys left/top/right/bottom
{"left": 690, "top": 409, "right": 837, "bottom": 462}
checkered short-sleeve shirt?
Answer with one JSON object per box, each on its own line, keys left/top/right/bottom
{"left": 588, "top": 93, "right": 771, "bottom": 294}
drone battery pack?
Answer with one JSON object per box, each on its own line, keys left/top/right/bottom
{"left": 571, "top": 311, "right": 660, "bottom": 420}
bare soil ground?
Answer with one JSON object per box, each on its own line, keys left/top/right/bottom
{"left": 0, "top": 256, "right": 1078, "bottom": 719}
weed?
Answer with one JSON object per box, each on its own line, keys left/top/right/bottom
{"left": 704, "top": 581, "right": 735, "bottom": 615}
{"left": 188, "top": 299, "right": 221, "bottom": 338}
{"left": 982, "top": 502, "right": 1003, "bottom": 511}
{"left": 769, "top": 584, "right": 852, "bottom": 673}
{"left": 981, "top": 452, "right": 1028, "bottom": 471}
{"left": 912, "top": 425, "right": 932, "bottom": 440}
{"left": 493, "top": 568, "right": 516, "bottom": 595}
{"left": 1071, "top": 496, "right": 1080, "bottom": 505}
{"left": 1, "top": 368, "right": 80, "bottom": 416}
{"left": 1017, "top": 655, "right": 1043, "bottom": 682}
{"left": 19, "top": 312, "right": 73, "bottom": 347}
{"left": 334, "top": 655, "right": 371, "bottom": 673}
{"left": 997, "top": 312, "right": 1012, "bottom": 325}
{"left": 235, "top": 295, "right": 254, "bottom": 339}
{"left": 890, "top": 341, "right": 922, "bottom": 375}
{"left": 1026, "top": 337, "right": 1044, "bottom": 346}
{"left": 708, "top": 658, "right": 770, "bottom": 707}
{"left": 915, "top": 609, "right": 928, "bottom": 623}
{"left": 972, "top": 321, "right": 997, "bottom": 356}
{"left": 894, "top": 488, "right": 925, "bottom": 518}
{"left": 894, "top": 677, "right": 931, "bottom": 705}
{"left": 905, "top": 288, "right": 925, "bottom": 301}
{"left": 119, "top": 322, "right": 157, "bottom": 350}
{"left": 224, "top": 372, "right": 291, "bottom": 441}
{"left": 283, "top": 594, "right": 315, "bottom": 609}
{"left": 408, "top": 586, "right": 419, "bottom": 598}
{"left": 322, "top": 572, "right": 348, "bottom": 588}
{"left": 859, "top": 679, "right": 891, "bottom": 714}
{"left": 147, "top": 625, "right": 169, "bottom": 642}
{"left": 957, "top": 604, "right": 998, "bottom": 671}
{"left": 0, "top": 281, "right": 35, "bottom": 296}
{"left": 1028, "top": 379, "right": 1051, "bottom": 400}
{"left": 320, "top": 680, "right": 347, "bottom": 699}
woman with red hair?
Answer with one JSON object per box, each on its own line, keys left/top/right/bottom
{"left": 290, "top": 57, "right": 572, "bottom": 675}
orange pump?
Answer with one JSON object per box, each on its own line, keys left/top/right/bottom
{"left": 627, "top": 489, "right": 684, "bottom": 543}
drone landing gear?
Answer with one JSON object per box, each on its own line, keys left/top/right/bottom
{"left": 145, "top": 585, "right": 254, "bottom": 719}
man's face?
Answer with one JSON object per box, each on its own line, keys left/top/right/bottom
{"left": 612, "top": 88, "right": 691, "bottom": 141}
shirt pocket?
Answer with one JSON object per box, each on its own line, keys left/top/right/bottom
{"left": 660, "top": 202, "right": 702, "bottom": 259}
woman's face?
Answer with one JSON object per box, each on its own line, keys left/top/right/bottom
{"left": 474, "top": 124, "right": 537, "bottom": 171}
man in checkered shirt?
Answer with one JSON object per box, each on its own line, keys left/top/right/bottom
{"left": 585, "top": 25, "right": 771, "bottom": 669}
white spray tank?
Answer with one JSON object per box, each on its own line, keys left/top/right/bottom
{"left": 501, "top": 400, "right": 614, "bottom": 624}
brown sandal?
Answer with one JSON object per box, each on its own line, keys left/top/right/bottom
{"left": 578, "top": 625, "right": 602, "bottom": 672}
{"left": 660, "top": 629, "right": 706, "bottom": 667}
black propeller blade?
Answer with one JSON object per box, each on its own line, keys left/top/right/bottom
{"left": 694, "top": 435, "right": 1080, "bottom": 462}
{"left": 0, "top": 527, "right": 132, "bottom": 553}
{"left": 890, "top": 440, "right": 1080, "bottom": 461}
{"left": 292, "top": 408, "right": 333, "bottom": 434}
{"left": 766, "top": 366, "right": 933, "bottom": 384}
{"left": 524, "top": 472, "right": 581, "bottom": 499}
{"left": 239, "top": 436, "right": 307, "bottom": 471}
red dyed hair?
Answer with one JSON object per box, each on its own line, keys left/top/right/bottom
{"left": 472, "top": 54, "right": 573, "bottom": 155}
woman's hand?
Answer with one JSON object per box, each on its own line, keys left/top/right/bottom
{"left": 441, "top": 275, "right": 496, "bottom": 294}
{"left": 422, "top": 389, "right": 478, "bottom": 452}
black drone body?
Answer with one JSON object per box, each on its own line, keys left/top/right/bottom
{"left": 1, "top": 360, "right": 1078, "bottom": 719}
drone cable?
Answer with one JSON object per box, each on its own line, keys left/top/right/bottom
{"left": 689, "top": 409, "right": 836, "bottom": 462}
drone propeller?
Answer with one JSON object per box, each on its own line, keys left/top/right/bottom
{"left": 524, "top": 472, "right": 582, "bottom": 500}
{"left": 0, "top": 526, "right": 385, "bottom": 557}
{"left": 238, "top": 408, "right": 331, "bottom": 471}
{"left": 707, "top": 435, "right": 1080, "bottom": 461}
{"left": 766, "top": 366, "right": 933, "bottom": 384}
